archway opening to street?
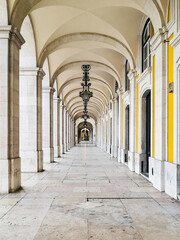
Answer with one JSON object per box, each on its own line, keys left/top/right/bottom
{"left": 78, "top": 122, "right": 93, "bottom": 143}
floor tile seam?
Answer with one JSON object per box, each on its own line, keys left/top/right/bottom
{"left": 152, "top": 197, "right": 180, "bottom": 222}
{"left": 119, "top": 199, "right": 144, "bottom": 240}
{"left": 0, "top": 195, "right": 24, "bottom": 220}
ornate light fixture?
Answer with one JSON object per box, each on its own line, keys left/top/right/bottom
{"left": 79, "top": 65, "right": 93, "bottom": 103}
{"left": 79, "top": 64, "right": 93, "bottom": 128}
{"left": 81, "top": 114, "right": 90, "bottom": 121}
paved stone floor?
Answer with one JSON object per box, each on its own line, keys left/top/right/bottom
{"left": 0, "top": 144, "right": 180, "bottom": 240}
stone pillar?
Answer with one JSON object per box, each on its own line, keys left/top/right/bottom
{"left": 111, "top": 95, "right": 118, "bottom": 157}
{"left": 107, "top": 112, "right": 110, "bottom": 154}
{"left": 64, "top": 108, "right": 67, "bottom": 152}
{"left": 53, "top": 97, "right": 60, "bottom": 158}
{"left": 68, "top": 115, "right": 71, "bottom": 150}
{"left": 128, "top": 70, "right": 137, "bottom": 171}
{"left": 60, "top": 102, "right": 64, "bottom": 154}
{"left": 0, "top": 26, "right": 24, "bottom": 193}
{"left": 20, "top": 68, "right": 45, "bottom": 172}
{"left": 42, "top": 87, "right": 55, "bottom": 163}
{"left": 114, "top": 93, "right": 119, "bottom": 158}
{"left": 37, "top": 69, "right": 45, "bottom": 171}
{"left": 117, "top": 90, "right": 122, "bottom": 162}
{"left": 66, "top": 111, "right": 69, "bottom": 151}
{"left": 149, "top": 29, "right": 167, "bottom": 191}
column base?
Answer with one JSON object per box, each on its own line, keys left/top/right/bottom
{"left": 107, "top": 145, "right": 110, "bottom": 154}
{"left": 43, "top": 147, "right": 54, "bottom": 163}
{"left": 135, "top": 153, "right": 146, "bottom": 174}
{"left": 149, "top": 157, "right": 165, "bottom": 192}
{"left": 54, "top": 146, "right": 60, "bottom": 158}
{"left": 110, "top": 145, "right": 114, "bottom": 157}
{"left": 37, "top": 150, "right": 43, "bottom": 172}
{"left": 103, "top": 144, "right": 107, "bottom": 152}
{"left": 0, "top": 157, "right": 21, "bottom": 193}
{"left": 128, "top": 151, "right": 135, "bottom": 171}
{"left": 21, "top": 150, "right": 44, "bottom": 172}
{"left": 60, "top": 144, "right": 64, "bottom": 154}
{"left": 118, "top": 148, "right": 121, "bottom": 163}
{"left": 114, "top": 145, "right": 118, "bottom": 158}
{"left": 64, "top": 143, "right": 67, "bottom": 152}
{"left": 121, "top": 149, "right": 125, "bottom": 163}
{"left": 165, "top": 162, "right": 180, "bottom": 199}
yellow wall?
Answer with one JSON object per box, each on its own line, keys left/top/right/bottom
{"left": 122, "top": 100, "right": 124, "bottom": 149}
{"left": 153, "top": 55, "right": 155, "bottom": 158}
{"left": 168, "top": 34, "right": 174, "bottom": 163}
{"left": 136, "top": 81, "right": 139, "bottom": 153}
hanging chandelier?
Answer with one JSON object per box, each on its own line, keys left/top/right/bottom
{"left": 79, "top": 64, "right": 93, "bottom": 127}
{"left": 79, "top": 65, "right": 93, "bottom": 103}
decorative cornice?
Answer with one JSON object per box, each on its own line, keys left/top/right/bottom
{"left": 20, "top": 68, "right": 39, "bottom": 76}
{"left": 137, "top": 67, "right": 151, "bottom": 84}
{"left": 128, "top": 69, "right": 137, "bottom": 81}
{"left": 42, "top": 87, "right": 55, "bottom": 94}
{"left": 150, "top": 27, "right": 168, "bottom": 52}
{"left": 121, "top": 90, "right": 129, "bottom": 100}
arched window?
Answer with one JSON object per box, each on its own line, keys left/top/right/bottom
{"left": 125, "top": 60, "right": 130, "bottom": 91}
{"left": 142, "top": 19, "right": 151, "bottom": 72}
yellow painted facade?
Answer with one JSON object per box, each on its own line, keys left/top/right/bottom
{"left": 153, "top": 55, "right": 155, "bottom": 158}
{"left": 168, "top": 34, "right": 174, "bottom": 163}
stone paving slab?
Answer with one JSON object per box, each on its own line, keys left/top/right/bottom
{"left": 0, "top": 144, "right": 180, "bottom": 239}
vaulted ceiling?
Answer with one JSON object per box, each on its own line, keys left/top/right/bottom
{"left": 7, "top": 0, "right": 168, "bottom": 121}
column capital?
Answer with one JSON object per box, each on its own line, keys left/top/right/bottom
{"left": 0, "top": 26, "right": 25, "bottom": 48}
{"left": 113, "top": 93, "right": 118, "bottom": 102}
{"left": 9, "top": 26, "right": 25, "bottom": 49}
{"left": 116, "top": 88, "right": 123, "bottom": 97}
{"left": 50, "top": 87, "right": 56, "bottom": 95}
{"left": 38, "top": 68, "right": 46, "bottom": 80}
{"left": 128, "top": 69, "right": 137, "bottom": 81}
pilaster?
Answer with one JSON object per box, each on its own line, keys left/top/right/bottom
{"left": 53, "top": 97, "right": 60, "bottom": 158}
{"left": 0, "top": 26, "right": 25, "bottom": 193}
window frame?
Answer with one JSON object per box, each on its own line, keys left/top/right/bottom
{"left": 142, "top": 18, "right": 151, "bottom": 72}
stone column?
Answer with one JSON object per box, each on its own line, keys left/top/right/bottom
{"left": 0, "top": 26, "right": 24, "bottom": 193}
{"left": 111, "top": 95, "right": 118, "bottom": 157}
{"left": 66, "top": 111, "right": 69, "bottom": 151}
{"left": 53, "top": 97, "right": 60, "bottom": 158}
{"left": 117, "top": 90, "right": 122, "bottom": 162}
{"left": 68, "top": 115, "right": 71, "bottom": 150}
{"left": 114, "top": 93, "right": 119, "bottom": 158}
{"left": 64, "top": 108, "right": 67, "bottom": 152}
{"left": 60, "top": 102, "right": 64, "bottom": 154}
{"left": 42, "top": 87, "right": 55, "bottom": 163}
{"left": 128, "top": 70, "right": 137, "bottom": 171}
{"left": 37, "top": 69, "right": 45, "bottom": 170}
{"left": 148, "top": 29, "right": 167, "bottom": 192}
{"left": 20, "top": 68, "right": 45, "bottom": 172}
{"left": 107, "top": 112, "right": 110, "bottom": 154}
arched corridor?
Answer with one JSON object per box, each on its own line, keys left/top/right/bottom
{"left": 0, "top": 0, "right": 180, "bottom": 238}
{"left": 0, "top": 144, "right": 180, "bottom": 239}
